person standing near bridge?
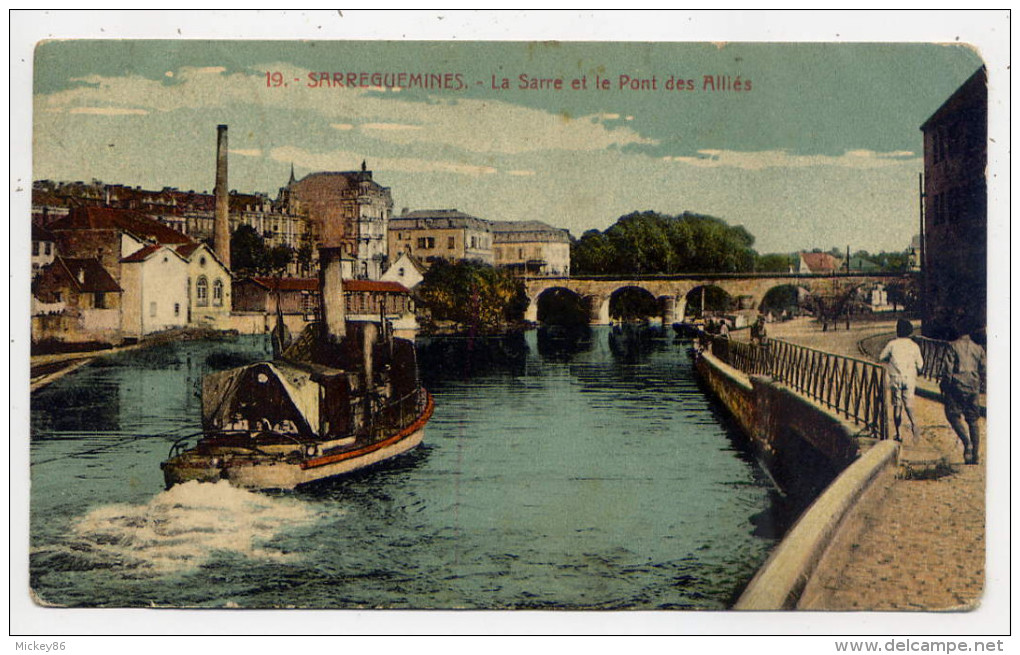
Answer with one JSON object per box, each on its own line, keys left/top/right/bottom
{"left": 939, "top": 328, "right": 986, "bottom": 465}
{"left": 878, "top": 319, "right": 924, "bottom": 443}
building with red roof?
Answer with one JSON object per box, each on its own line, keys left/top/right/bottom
{"left": 798, "top": 252, "right": 844, "bottom": 275}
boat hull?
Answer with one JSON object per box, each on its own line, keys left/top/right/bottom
{"left": 163, "top": 392, "right": 433, "bottom": 491}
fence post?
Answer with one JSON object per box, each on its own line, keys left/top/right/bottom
{"left": 881, "top": 367, "right": 892, "bottom": 441}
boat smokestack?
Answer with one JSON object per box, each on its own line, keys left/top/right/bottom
{"left": 214, "top": 124, "right": 231, "bottom": 270}
{"left": 319, "top": 247, "right": 347, "bottom": 341}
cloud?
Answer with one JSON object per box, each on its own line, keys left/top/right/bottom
{"left": 229, "top": 148, "right": 262, "bottom": 157}
{"left": 661, "top": 149, "right": 921, "bottom": 170}
{"left": 360, "top": 123, "right": 422, "bottom": 132}
{"left": 330, "top": 123, "right": 354, "bottom": 131}
{"left": 506, "top": 170, "right": 535, "bottom": 176}
{"left": 270, "top": 145, "right": 498, "bottom": 177}
{"left": 37, "top": 64, "right": 656, "bottom": 154}
{"left": 68, "top": 107, "right": 149, "bottom": 116}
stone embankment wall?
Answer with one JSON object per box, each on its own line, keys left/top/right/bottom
{"left": 695, "top": 349, "right": 858, "bottom": 500}
{"left": 694, "top": 349, "right": 899, "bottom": 609}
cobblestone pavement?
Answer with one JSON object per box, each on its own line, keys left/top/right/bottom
{"left": 766, "top": 318, "right": 986, "bottom": 611}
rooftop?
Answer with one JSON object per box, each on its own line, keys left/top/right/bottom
{"left": 49, "top": 206, "right": 194, "bottom": 245}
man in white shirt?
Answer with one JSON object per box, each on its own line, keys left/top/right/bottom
{"left": 878, "top": 319, "right": 925, "bottom": 442}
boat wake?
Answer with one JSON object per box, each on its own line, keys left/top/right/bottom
{"left": 54, "top": 480, "right": 325, "bottom": 575}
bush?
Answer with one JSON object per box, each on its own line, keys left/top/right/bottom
{"left": 417, "top": 260, "right": 528, "bottom": 331}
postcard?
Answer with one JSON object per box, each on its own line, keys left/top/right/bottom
{"left": 12, "top": 10, "right": 1008, "bottom": 639}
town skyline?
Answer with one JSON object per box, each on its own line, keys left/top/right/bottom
{"left": 33, "top": 41, "right": 983, "bottom": 255}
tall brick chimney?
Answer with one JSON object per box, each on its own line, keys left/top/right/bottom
{"left": 214, "top": 124, "right": 231, "bottom": 269}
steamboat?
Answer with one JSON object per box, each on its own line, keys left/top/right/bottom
{"left": 161, "top": 248, "right": 433, "bottom": 490}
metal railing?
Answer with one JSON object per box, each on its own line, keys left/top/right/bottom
{"left": 912, "top": 335, "right": 985, "bottom": 392}
{"left": 913, "top": 335, "right": 951, "bottom": 382}
{"left": 362, "top": 387, "right": 429, "bottom": 440}
{"left": 704, "top": 335, "right": 889, "bottom": 440}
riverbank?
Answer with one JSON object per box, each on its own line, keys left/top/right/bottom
{"left": 763, "top": 317, "right": 985, "bottom": 610}
{"left": 30, "top": 327, "right": 241, "bottom": 393}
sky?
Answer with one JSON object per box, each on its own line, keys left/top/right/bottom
{"left": 32, "top": 39, "right": 983, "bottom": 254}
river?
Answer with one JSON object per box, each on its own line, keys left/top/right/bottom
{"left": 29, "top": 326, "right": 786, "bottom": 609}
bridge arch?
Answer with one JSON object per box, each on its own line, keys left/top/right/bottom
{"left": 683, "top": 284, "right": 736, "bottom": 320}
{"left": 759, "top": 284, "right": 811, "bottom": 318}
{"left": 608, "top": 286, "right": 660, "bottom": 322}
{"left": 531, "top": 286, "right": 589, "bottom": 326}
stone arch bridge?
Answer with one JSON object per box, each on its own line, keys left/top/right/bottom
{"left": 523, "top": 273, "right": 912, "bottom": 324}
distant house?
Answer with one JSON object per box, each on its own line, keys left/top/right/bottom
{"left": 846, "top": 256, "right": 881, "bottom": 273}
{"left": 491, "top": 220, "right": 571, "bottom": 277}
{"left": 31, "top": 224, "right": 57, "bottom": 277}
{"left": 119, "top": 244, "right": 190, "bottom": 337}
{"left": 388, "top": 209, "right": 494, "bottom": 265}
{"left": 233, "top": 277, "right": 320, "bottom": 317}
{"left": 31, "top": 256, "right": 122, "bottom": 344}
{"left": 380, "top": 251, "right": 427, "bottom": 290}
{"left": 798, "top": 252, "right": 843, "bottom": 274}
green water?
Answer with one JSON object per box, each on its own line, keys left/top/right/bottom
{"left": 29, "top": 327, "right": 783, "bottom": 609}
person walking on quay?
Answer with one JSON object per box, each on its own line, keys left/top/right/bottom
{"left": 751, "top": 314, "right": 768, "bottom": 345}
{"left": 940, "top": 328, "right": 986, "bottom": 465}
{"left": 879, "top": 319, "right": 924, "bottom": 443}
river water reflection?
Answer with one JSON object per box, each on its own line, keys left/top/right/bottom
{"left": 30, "top": 326, "right": 783, "bottom": 609}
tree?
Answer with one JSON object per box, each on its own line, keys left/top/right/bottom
{"left": 417, "top": 260, "right": 528, "bottom": 331}
{"left": 570, "top": 211, "right": 759, "bottom": 275}
{"left": 296, "top": 243, "right": 315, "bottom": 276}
{"left": 231, "top": 224, "right": 269, "bottom": 276}
{"left": 756, "top": 253, "right": 794, "bottom": 273}
{"left": 266, "top": 244, "right": 295, "bottom": 275}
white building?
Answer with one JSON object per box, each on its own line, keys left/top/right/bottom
{"left": 119, "top": 244, "right": 190, "bottom": 337}
{"left": 175, "top": 242, "right": 232, "bottom": 328}
{"left": 380, "top": 251, "right": 427, "bottom": 290}
{"left": 32, "top": 224, "right": 57, "bottom": 277}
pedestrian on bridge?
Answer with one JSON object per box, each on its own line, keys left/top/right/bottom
{"left": 878, "top": 319, "right": 924, "bottom": 443}
{"left": 940, "top": 328, "right": 986, "bottom": 465}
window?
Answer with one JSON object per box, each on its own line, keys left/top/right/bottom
{"left": 196, "top": 275, "right": 209, "bottom": 307}
{"left": 94, "top": 292, "right": 106, "bottom": 309}
{"left": 32, "top": 242, "right": 39, "bottom": 256}
{"left": 150, "top": 301, "right": 157, "bottom": 317}
{"left": 470, "top": 236, "right": 477, "bottom": 249}
{"left": 448, "top": 236, "right": 455, "bottom": 250}
{"left": 417, "top": 237, "right": 435, "bottom": 249}
{"left": 300, "top": 291, "right": 316, "bottom": 315}
{"left": 45, "top": 242, "right": 52, "bottom": 255}
{"left": 213, "top": 279, "right": 224, "bottom": 307}
{"left": 174, "top": 302, "right": 180, "bottom": 317}
{"left": 199, "top": 256, "right": 206, "bottom": 267}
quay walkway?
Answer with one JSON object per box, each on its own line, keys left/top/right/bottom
{"left": 751, "top": 318, "right": 986, "bottom": 611}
